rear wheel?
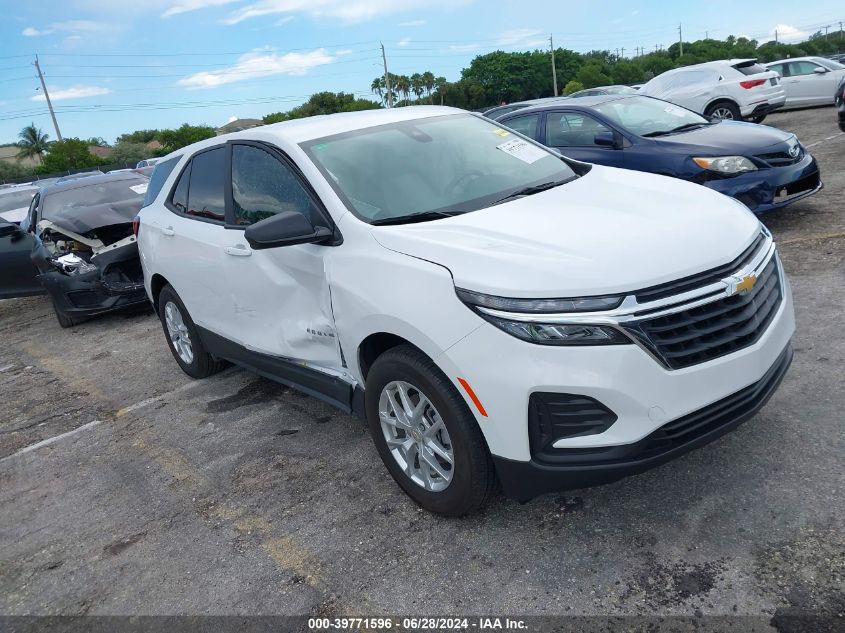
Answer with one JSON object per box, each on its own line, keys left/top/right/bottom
{"left": 705, "top": 101, "right": 741, "bottom": 121}
{"left": 158, "top": 285, "right": 226, "bottom": 379}
{"left": 748, "top": 114, "right": 767, "bottom": 124}
{"left": 365, "top": 345, "right": 497, "bottom": 516}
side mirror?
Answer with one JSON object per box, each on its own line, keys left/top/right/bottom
{"left": 813, "top": 67, "right": 827, "bottom": 74}
{"left": 244, "top": 211, "right": 332, "bottom": 250}
{"left": 0, "top": 221, "right": 20, "bottom": 238}
{"left": 594, "top": 131, "right": 619, "bottom": 148}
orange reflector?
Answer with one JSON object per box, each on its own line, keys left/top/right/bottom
{"left": 457, "top": 377, "right": 488, "bottom": 417}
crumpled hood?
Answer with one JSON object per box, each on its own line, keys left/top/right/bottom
{"left": 46, "top": 199, "right": 143, "bottom": 236}
{"left": 372, "top": 164, "right": 761, "bottom": 298}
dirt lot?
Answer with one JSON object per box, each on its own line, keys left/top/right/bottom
{"left": 1, "top": 107, "right": 843, "bottom": 626}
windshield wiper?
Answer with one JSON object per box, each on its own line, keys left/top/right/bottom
{"left": 370, "top": 209, "right": 461, "bottom": 226}
{"left": 490, "top": 179, "right": 570, "bottom": 206}
{"left": 641, "top": 122, "right": 710, "bottom": 138}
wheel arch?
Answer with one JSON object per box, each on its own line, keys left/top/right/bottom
{"left": 703, "top": 97, "right": 740, "bottom": 115}
{"left": 149, "top": 273, "right": 170, "bottom": 314}
{"left": 358, "top": 332, "right": 427, "bottom": 382}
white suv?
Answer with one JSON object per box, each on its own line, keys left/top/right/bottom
{"left": 641, "top": 59, "right": 786, "bottom": 123}
{"left": 137, "top": 107, "right": 794, "bottom": 515}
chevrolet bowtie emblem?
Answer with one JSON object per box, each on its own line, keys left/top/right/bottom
{"left": 727, "top": 273, "right": 757, "bottom": 296}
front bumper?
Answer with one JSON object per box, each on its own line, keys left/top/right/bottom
{"left": 493, "top": 343, "right": 792, "bottom": 501}
{"left": 37, "top": 270, "right": 148, "bottom": 319}
{"left": 702, "top": 153, "right": 822, "bottom": 214}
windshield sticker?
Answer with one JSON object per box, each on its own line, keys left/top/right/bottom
{"left": 663, "top": 104, "right": 688, "bottom": 117}
{"left": 129, "top": 183, "right": 148, "bottom": 195}
{"left": 492, "top": 128, "right": 510, "bottom": 137}
{"left": 496, "top": 138, "right": 547, "bottom": 164}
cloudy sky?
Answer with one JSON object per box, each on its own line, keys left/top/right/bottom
{"left": 0, "top": 0, "right": 841, "bottom": 143}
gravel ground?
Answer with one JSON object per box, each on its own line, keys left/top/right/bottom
{"left": 0, "top": 106, "right": 842, "bottom": 628}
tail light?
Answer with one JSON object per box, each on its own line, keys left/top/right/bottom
{"left": 740, "top": 79, "right": 766, "bottom": 89}
{"left": 132, "top": 215, "right": 140, "bottom": 237}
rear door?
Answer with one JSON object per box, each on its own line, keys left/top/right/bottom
{"left": 542, "top": 110, "right": 624, "bottom": 167}
{"left": 0, "top": 224, "right": 40, "bottom": 298}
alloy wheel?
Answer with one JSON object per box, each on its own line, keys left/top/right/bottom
{"left": 710, "top": 107, "right": 735, "bottom": 120}
{"left": 378, "top": 380, "right": 454, "bottom": 492}
{"left": 164, "top": 301, "right": 194, "bottom": 365}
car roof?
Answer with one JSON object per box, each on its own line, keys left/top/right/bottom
{"left": 500, "top": 93, "right": 631, "bottom": 116}
{"left": 162, "top": 106, "right": 467, "bottom": 161}
{"left": 40, "top": 171, "right": 147, "bottom": 197}
{"left": 766, "top": 56, "right": 830, "bottom": 64}
{"left": 661, "top": 59, "right": 757, "bottom": 73}
{"left": 0, "top": 184, "right": 39, "bottom": 195}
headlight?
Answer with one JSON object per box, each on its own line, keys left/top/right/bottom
{"left": 52, "top": 253, "right": 97, "bottom": 275}
{"left": 692, "top": 156, "right": 757, "bottom": 173}
{"left": 456, "top": 288, "right": 631, "bottom": 346}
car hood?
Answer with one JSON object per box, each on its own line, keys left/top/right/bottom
{"left": 45, "top": 199, "right": 143, "bottom": 236}
{"left": 648, "top": 120, "right": 794, "bottom": 153}
{"left": 371, "top": 164, "right": 761, "bottom": 298}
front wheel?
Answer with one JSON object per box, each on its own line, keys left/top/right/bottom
{"left": 748, "top": 114, "right": 767, "bottom": 124}
{"left": 705, "top": 101, "right": 741, "bottom": 121}
{"left": 365, "top": 345, "right": 497, "bottom": 516}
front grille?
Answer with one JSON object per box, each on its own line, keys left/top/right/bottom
{"left": 627, "top": 255, "right": 782, "bottom": 369}
{"left": 784, "top": 171, "right": 820, "bottom": 196}
{"left": 528, "top": 393, "right": 617, "bottom": 462}
{"left": 635, "top": 232, "right": 766, "bottom": 304}
{"left": 755, "top": 147, "right": 803, "bottom": 167}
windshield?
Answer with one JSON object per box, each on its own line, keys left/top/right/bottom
{"left": 301, "top": 113, "right": 576, "bottom": 223}
{"left": 593, "top": 96, "right": 709, "bottom": 136}
{"left": 0, "top": 189, "right": 36, "bottom": 213}
{"left": 42, "top": 177, "right": 148, "bottom": 233}
{"left": 817, "top": 58, "right": 845, "bottom": 70}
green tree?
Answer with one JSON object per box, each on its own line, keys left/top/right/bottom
{"left": 110, "top": 141, "right": 149, "bottom": 166}
{"left": 563, "top": 80, "right": 584, "bottom": 95}
{"left": 85, "top": 136, "right": 108, "bottom": 147}
{"left": 36, "top": 138, "right": 106, "bottom": 174}
{"left": 263, "top": 92, "right": 380, "bottom": 124}
{"left": 576, "top": 63, "right": 612, "bottom": 88}
{"left": 421, "top": 71, "right": 436, "bottom": 103}
{"left": 16, "top": 124, "right": 51, "bottom": 164}
{"left": 0, "top": 157, "right": 36, "bottom": 182}
{"left": 116, "top": 129, "right": 162, "bottom": 144}
{"left": 158, "top": 124, "right": 216, "bottom": 153}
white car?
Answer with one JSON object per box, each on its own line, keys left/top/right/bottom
{"left": 641, "top": 59, "right": 786, "bottom": 123}
{"left": 136, "top": 157, "right": 163, "bottom": 169}
{"left": 137, "top": 106, "right": 795, "bottom": 515}
{"left": 0, "top": 185, "right": 38, "bottom": 224}
{"left": 765, "top": 56, "right": 845, "bottom": 108}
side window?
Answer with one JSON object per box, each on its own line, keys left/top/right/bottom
{"left": 231, "top": 144, "right": 315, "bottom": 226}
{"left": 504, "top": 113, "right": 540, "bottom": 138}
{"left": 170, "top": 162, "right": 191, "bottom": 214}
{"left": 142, "top": 156, "right": 179, "bottom": 208}
{"left": 788, "top": 61, "right": 823, "bottom": 76}
{"left": 22, "top": 193, "right": 39, "bottom": 232}
{"left": 185, "top": 147, "right": 225, "bottom": 222}
{"left": 769, "top": 63, "right": 786, "bottom": 77}
{"left": 545, "top": 112, "right": 612, "bottom": 147}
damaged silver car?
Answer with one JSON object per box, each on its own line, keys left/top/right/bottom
{"left": 0, "top": 172, "right": 149, "bottom": 327}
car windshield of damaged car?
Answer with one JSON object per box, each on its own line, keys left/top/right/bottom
{"left": 41, "top": 178, "right": 148, "bottom": 233}
{"left": 301, "top": 113, "right": 577, "bottom": 225}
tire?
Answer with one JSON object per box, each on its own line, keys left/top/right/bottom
{"left": 365, "top": 345, "right": 497, "bottom": 516}
{"left": 704, "top": 101, "right": 742, "bottom": 121}
{"left": 158, "top": 284, "right": 226, "bottom": 379}
{"left": 52, "top": 301, "right": 81, "bottom": 329}
{"left": 748, "top": 114, "right": 767, "bottom": 124}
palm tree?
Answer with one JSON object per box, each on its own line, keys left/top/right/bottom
{"left": 371, "top": 77, "right": 384, "bottom": 105}
{"left": 395, "top": 75, "right": 411, "bottom": 106}
{"left": 435, "top": 76, "right": 448, "bottom": 106}
{"left": 17, "top": 124, "right": 50, "bottom": 164}
{"left": 422, "top": 71, "right": 436, "bottom": 103}
{"left": 410, "top": 73, "right": 423, "bottom": 103}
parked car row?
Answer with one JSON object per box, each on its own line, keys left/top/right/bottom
{"left": 495, "top": 94, "right": 821, "bottom": 214}
{"left": 0, "top": 106, "right": 800, "bottom": 516}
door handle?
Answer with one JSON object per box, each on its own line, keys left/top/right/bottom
{"left": 161, "top": 226, "right": 175, "bottom": 236}
{"left": 224, "top": 245, "right": 252, "bottom": 257}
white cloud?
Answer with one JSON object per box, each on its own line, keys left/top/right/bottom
{"left": 770, "top": 24, "right": 807, "bottom": 42}
{"left": 397, "top": 37, "right": 411, "bottom": 47}
{"left": 274, "top": 15, "right": 294, "bottom": 25}
{"left": 398, "top": 19, "right": 425, "bottom": 26}
{"left": 497, "top": 28, "right": 546, "bottom": 48}
{"left": 31, "top": 85, "right": 112, "bottom": 101}
{"left": 177, "top": 48, "right": 335, "bottom": 88}
{"left": 335, "top": 48, "right": 353, "bottom": 56}
{"left": 161, "top": 0, "right": 240, "bottom": 18}
{"left": 222, "top": 0, "right": 469, "bottom": 25}
{"left": 22, "top": 27, "right": 54, "bottom": 36}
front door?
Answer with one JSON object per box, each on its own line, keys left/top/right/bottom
{"left": 219, "top": 142, "right": 342, "bottom": 370}
{"left": 544, "top": 110, "right": 625, "bottom": 167}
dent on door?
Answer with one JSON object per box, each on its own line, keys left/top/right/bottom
{"left": 224, "top": 242, "right": 342, "bottom": 368}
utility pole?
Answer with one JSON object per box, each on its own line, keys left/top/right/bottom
{"left": 380, "top": 42, "right": 393, "bottom": 108}
{"left": 824, "top": 25, "right": 830, "bottom": 38}
{"left": 678, "top": 23, "right": 683, "bottom": 56}
{"left": 620, "top": 47, "right": 625, "bottom": 59}
{"left": 33, "top": 55, "right": 62, "bottom": 142}
{"left": 549, "top": 34, "right": 558, "bottom": 96}
{"left": 775, "top": 29, "right": 778, "bottom": 43}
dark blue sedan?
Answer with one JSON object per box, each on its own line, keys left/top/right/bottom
{"left": 496, "top": 94, "right": 822, "bottom": 214}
